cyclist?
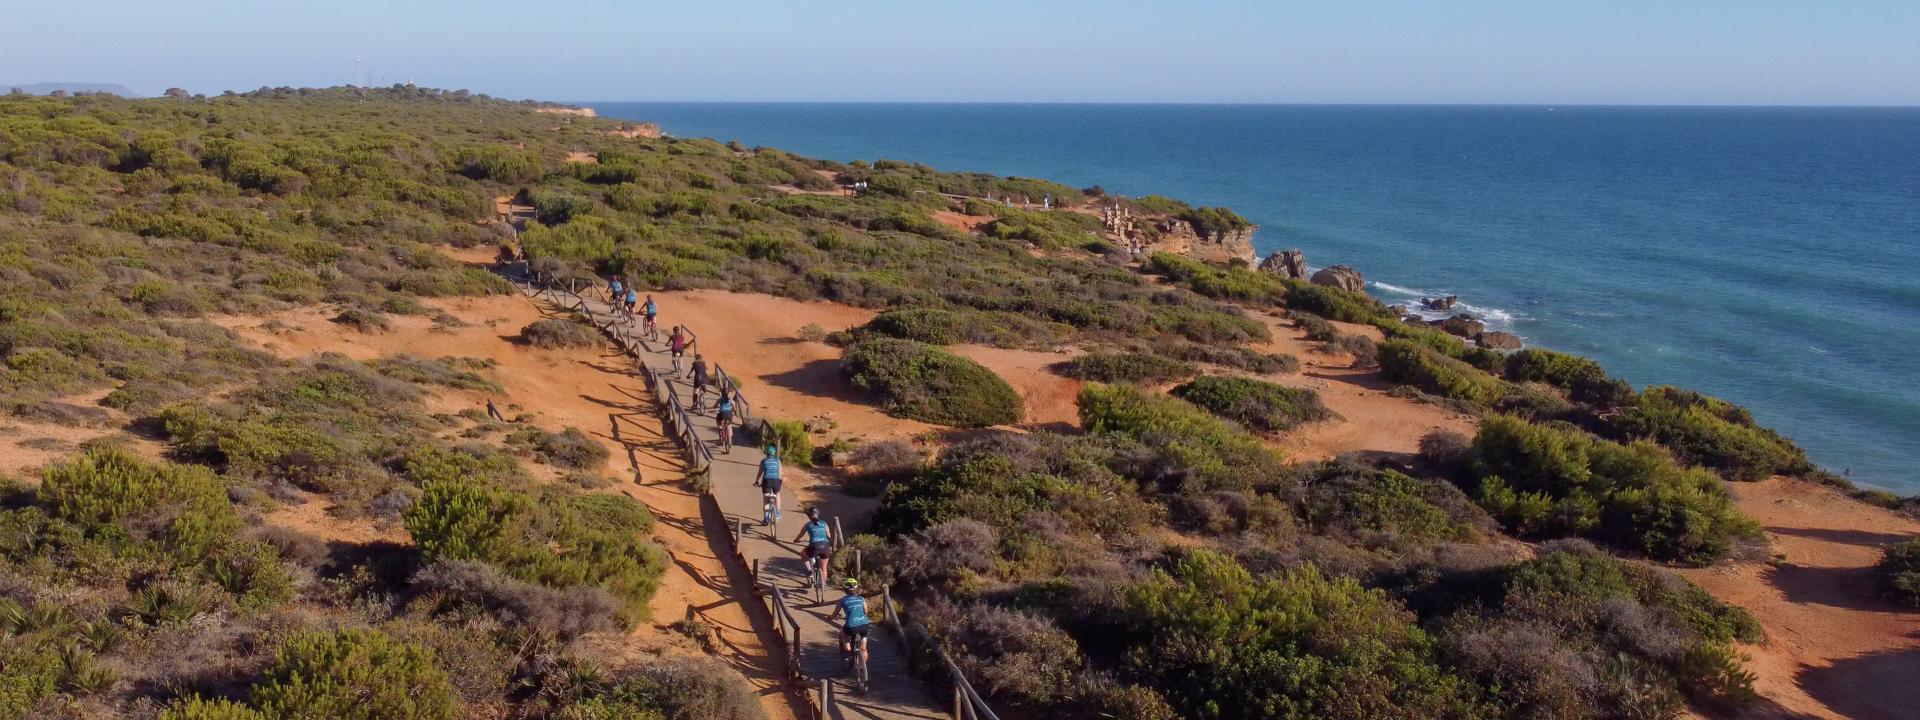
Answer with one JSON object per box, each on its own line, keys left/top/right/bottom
{"left": 830, "top": 578, "right": 872, "bottom": 683}
{"left": 668, "top": 326, "right": 689, "bottom": 374}
{"left": 714, "top": 396, "right": 734, "bottom": 449}
{"left": 793, "top": 507, "right": 832, "bottom": 591}
{"left": 624, "top": 287, "right": 639, "bottom": 316}
{"left": 756, "top": 455, "right": 782, "bottom": 527}
{"left": 641, "top": 294, "right": 658, "bottom": 337}
{"left": 754, "top": 446, "right": 782, "bottom": 524}
{"left": 689, "top": 354, "right": 711, "bottom": 409}
{"left": 608, "top": 276, "right": 624, "bottom": 305}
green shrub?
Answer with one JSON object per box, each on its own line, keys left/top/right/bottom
{"left": 567, "top": 494, "right": 655, "bottom": 535}
{"left": 1158, "top": 343, "right": 1300, "bottom": 375}
{"left": 1076, "top": 384, "right": 1286, "bottom": 494}
{"left": 1114, "top": 550, "right": 1486, "bottom": 720}
{"left": 1054, "top": 352, "right": 1196, "bottom": 385}
{"left": 159, "top": 697, "right": 268, "bottom": 720}
{"left": 1282, "top": 280, "right": 1392, "bottom": 323}
{"left": 1171, "top": 376, "right": 1332, "bottom": 432}
{"left": 1464, "top": 415, "right": 1758, "bottom": 564}
{"left": 519, "top": 318, "right": 600, "bottom": 349}
{"left": 39, "top": 446, "right": 240, "bottom": 561}
{"left": 1612, "top": 387, "right": 1811, "bottom": 481}
{"left": 252, "top": 628, "right": 457, "bottom": 720}
{"left": 1299, "top": 462, "right": 1485, "bottom": 541}
{"left": 842, "top": 337, "right": 1022, "bottom": 427}
{"left": 536, "top": 427, "right": 609, "bottom": 469}
{"left": 1378, "top": 339, "right": 1506, "bottom": 406}
{"left": 1878, "top": 539, "right": 1920, "bottom": 607}
{"left": 405, "top": 479, "right": 667, "bottom": 620}
{"left": 1144, "top": 253, "right": 1286, "bottom": 303}
{"left": 765, "top": 419, "right": 813, "bottom": 466}
{"left": 861, "top": 307, "right": 970, "bottom": 345}
{"left": 332, "top": 307, "right": 392, "bottom": 333}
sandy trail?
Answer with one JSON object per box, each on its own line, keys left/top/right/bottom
{"left": 1242, "top": 310, "right": 1478, "bottom": 462}
{"left": 1676, "top": 477, "right": 1920, "bottom": 720}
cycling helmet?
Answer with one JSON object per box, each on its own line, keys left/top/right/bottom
{"left": 764, "top": 445, "right": 779, "bottom": 457}
{"left": 842, "top": 578, "right": 860, "bottom": 591}
{"left": 806, "top": 506, "right": 820, "bottom": 519}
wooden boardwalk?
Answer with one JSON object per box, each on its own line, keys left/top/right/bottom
{"left": 532, "top": 280, "right": 949, "bottom": 720}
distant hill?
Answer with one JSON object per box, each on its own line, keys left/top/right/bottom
{"left": 4, "top": 82, "right": 139, "bottom": 96}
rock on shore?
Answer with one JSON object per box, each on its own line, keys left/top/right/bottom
{"left": 1310, "top": 265, "right": 1365, "bottom": 292}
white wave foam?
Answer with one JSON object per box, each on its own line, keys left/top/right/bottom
{"left": 1369, "top": 280, "right": 1434, "bottom": 296}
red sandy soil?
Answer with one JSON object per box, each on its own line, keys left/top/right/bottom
{"left": 205, "top": 294, "right": 804, "bottom": 720}
{"left": 931, "top": 210, "right": 993, "bottom": 233}
{"left": 0, "top": 388, "right": 167, "bottom": 482}
{"left": 1675, "top": 478, "right": 1920, "bottom": 720}
{"left": 1244, "top": 310, "right": 1479, "bottom": 462}
{"left": 564, "top": 150, "right": 597, "bottom": 164}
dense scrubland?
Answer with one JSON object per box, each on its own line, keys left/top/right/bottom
{"left": 0, "top": 87, "right": 1905, "bottom": 719}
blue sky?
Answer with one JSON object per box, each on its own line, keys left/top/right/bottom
{"left": 6, "top": 0, "right": 1917, "bottom": 104}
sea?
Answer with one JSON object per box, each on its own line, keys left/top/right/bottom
{"left": 585, "top": 103, "right": 1920, "bottom": 493}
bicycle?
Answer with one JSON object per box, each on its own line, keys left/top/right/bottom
{"left": 717, "top": 420, "right": 733, "bottom": 453}
{"left": 761, "top": 490, "right": 780, "bottom": 528}
{"left": 642, "top": 315, "right": 659, "bottom": 340}
{"left": 803, "top": 555, "right": 825, "bottom": 602}
{"left": 842, "top": 628, "right": 870, "bottom": 694}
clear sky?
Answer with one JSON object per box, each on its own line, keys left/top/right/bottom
{"left": 6, "top": 0, "right": 1918, "bottom": 105}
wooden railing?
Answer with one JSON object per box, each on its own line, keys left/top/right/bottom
{"left": 511, "top": 262, "right": 998, "bottom": 720}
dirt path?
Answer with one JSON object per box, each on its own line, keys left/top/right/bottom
{"left": 1676, "top": 477, "right": 1920, "bottom": 720}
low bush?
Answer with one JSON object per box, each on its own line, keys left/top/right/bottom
{"left": 1298, "top": 461, "right": 1488, "bottom": 542}
{"left": 411, "top": 559, "right": 625, "bottom": 640}
{"left": 251, "top": 628, "right": 457, "bottom": 720}
{"left": 1053, "top": 352, "right": 1195, "bottom": 385}
{"left": 534, "top": 427, "right": 609, "bottom": 469}
{"left": 1157, "top": 343, "right": 1300, "bottom": 375}
{"left": 842, "top": 337, "right": 1022, "bottom": 427}
{"left": 1170, "top": 376, "right": 1332, "bottom": 432}
{"left": 1464, "top": 415, "right": 1759, "bottom": 564}
{"left": 551, "top": 655, "right": 765, "bottom": 720}
{"left": 1611, "top": 387, "right": 1811, "bottom": 481}
{"left": 1294, "top": 313, "right": 1337, "bottom": 341}
{"left": 1877, "top": 539, "right": 1920, "bottom": 607}
{"left": 860, "top": 307, "right": 970, "bottom": 345}
{"left": 849, "top": 439, "right": 925, "bottom": 478}
{"left": 1336, "top": 333, "right": 1379, "bottom": 368}
{"left": 1076, "top": 384, "right": 1288, "bottom": 495}
{"left": 331, "top": 307, "right": 392, "bottom": 333}
{"left": 1379, "top": 339, "right": 1506, "bottom": 406}
{"left": 404, "top": 479, "right": 668, "bottom": 621}
{"left": 519, "top": 318, "right": 600, "bottom": 349}
{"left": 1438, "top": 542, "right": 1764, "bottom": 716}
{"left": 1112, "top": 550, "right": 1487, "bottom": 720}
{"left": 1504, "top": 348, "right": 1617, "bottom": 403}
{"left": 766, "top": 419, "right": 813, "bottom": 466}
{"left": 1281, "top": 279, "right": 1393, "bottom": 323}
{"left": 874, "top": 434, "right": 1151, "bottom": 540}
{"left": 159, "top": 697, "right": 268, "bottom": 720}
{"left": 39, "top": 445, "right": 241, "bottom": 562}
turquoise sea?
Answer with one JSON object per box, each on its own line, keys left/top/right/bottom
{"left": 586, "top": 103, "right": 1920, "bottom": 492}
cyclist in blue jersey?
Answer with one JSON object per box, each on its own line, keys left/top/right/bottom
{"left": 608, "top": 276, "right": 624, "bottom": 305}
{"left": 757, "top": 456, "right": 782, "bottom": 528}
{"left": 714, "top": 396, "right": 734, "bottom": 450}
{"left": 641, "top": 294, "right": 658, "bottom": 337}
{"left": 793, "top": 507, "right": 832, "bottom": 590}
{"left": 754, "top": 446, "right": 782, "bottom": 524}
{"left": 831, "top": 577, "right": 871, "bottom": 686}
